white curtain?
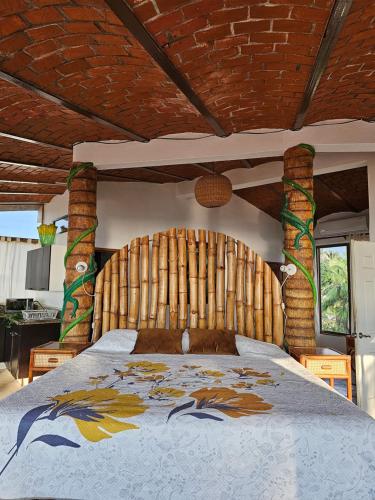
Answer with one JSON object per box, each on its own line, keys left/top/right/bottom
{"left": 0, "top": 241, "right": 37, "bottom": 303}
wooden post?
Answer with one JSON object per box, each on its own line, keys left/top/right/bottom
{"left": 169, "top": 228, "right": 178, "bottom": 329}
{"left": 245, "top": 248, "right": 255, "bottom": 338}
{"left": 119, "top": 245, "right": 128, "bottom": 329}
{"left": 207, "top": 231, "right": 216, "bottom": 329}
{"left": 177, "top": 228, "right": 187, "bottom": 329}
{"left": 157, "top": 232, "right": 168, "bottom": 328}
{"left": 236, "top": 241, "right": 245, "bottom": 335}
{"left": 62, "top": 164, "right": 97, "bottom": 343}
{"left": 216, "top": 233, "right": 226, "bottom": 329}
{"left": 139, "top": 236, "right": 149, "bottom": 329}
{"left": 198, "top": 229, "right": 207, "bottom": 328}
{"left": 226, "top": 236, "right": 236, "bottom": 331}
{"left": 128, "top": 238, "right": 140, "bottom": 329}
{"left": 149, "top": 234, "right": 159, "bottom": 328}
{"left": 188, "top": 229, "right": 198, "bottom": 328}
{"left": 254, "top": 254, "right": 264, "bottom": 341}
{"left": 283, "top": 145, "right": 316, "bottom": 347}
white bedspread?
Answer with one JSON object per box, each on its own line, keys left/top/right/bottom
{"left": 0, "top": 333, "right": 374, "bottom": 500}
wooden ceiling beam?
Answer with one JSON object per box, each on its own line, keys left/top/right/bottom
{"left": 293, "top": 0, "right": 352, "bottom": 130}
{"left": 315, "top": 176, "right": 359, "bottom": 213}
{"left": 98, "top": 172, "right": 158, "bottom": 183}
{"left": 104, "top": 0, "right": 228, "bottom": 138}
{"left": 0, "top": 70, "right": 149, "bottom": 143}
{"left": 0, "top": 131, "right": 71, "bottom": 152}
{"left": 0, "top": 184, "right": 64, "bottom": 195}
{"left": 0, "top": 159, "right": 68, "bottom": 174}
{"left": 0, "top": 193, "right": 52, "bottom": 203}
{"left": 192, "top": 163, "right": 215, "bottom": 174}
{"left": 144, "top": 167, "right": 188, "bottom": 181}
{"left": 241, "top": 159, "right": 253, "bottom": 168}
{"left": 0, "top": 178, "right": 66, "bottom": 186}
{"left": 0, "top": 190, "right": 62, "bottom": 196}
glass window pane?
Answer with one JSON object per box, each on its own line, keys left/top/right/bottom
{"left": 0, "top": 211, "right": 39, "bottom": 238}
{"left": 319, "top": 245, "right": 350, "bottom": 334}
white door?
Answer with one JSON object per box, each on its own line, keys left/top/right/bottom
{"left": 351, "top": 240, "right": 375, "bottom": 417}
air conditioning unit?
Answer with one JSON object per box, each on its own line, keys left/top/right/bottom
{"left": 317, "top": 215, "right": 368, "bottom": 237}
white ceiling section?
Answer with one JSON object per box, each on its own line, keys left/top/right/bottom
{"left": 73, "top": 120, "right": 375, "bottom": 170}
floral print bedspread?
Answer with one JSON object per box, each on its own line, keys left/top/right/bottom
{"left": 0, "top": 338, "right": 374, "bottom": 500}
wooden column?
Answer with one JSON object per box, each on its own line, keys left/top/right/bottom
{"left": 283, "top": 145, "right": 316, "bottom": 347}
{"left": 61, "top": 164, "right": 97, "bottom": 343}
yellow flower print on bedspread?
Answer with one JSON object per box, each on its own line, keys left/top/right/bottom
{"left": 167, "top": 387, "right": 273, "bottom": 422}
{"left": 149, "top": 387, "right": 185, "bottom": 400}
{"left": 199, "top": 370, "right": 225, "bottom": 378}
{"left": 0, "top": 388, "right": 149, "bottom": 477}
{"left": 126, "top": 361, "right": 169, "bottom": 373}
{"left": 49, "top": 388, "right": 148, "bottom": 442}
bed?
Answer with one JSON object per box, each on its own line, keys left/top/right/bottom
{"left": 0, "top": 330, "right": 374, "bottom": 500}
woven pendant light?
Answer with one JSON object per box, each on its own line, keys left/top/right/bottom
{"left": 195, "top": 173, "right": 232, "bottom": 208}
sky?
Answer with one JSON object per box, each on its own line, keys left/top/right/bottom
{"left": 0, "top": 211, "right": 39, "bottom": 238}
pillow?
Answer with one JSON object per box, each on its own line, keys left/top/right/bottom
{"left": 89, "top": 329, "right": 138, "bottom": 354}
{"left": 131, "top": 328, "right": 183, "bottom": 354}
{"left": 235, "top": 335, "right": 287, "bottom": 358}
{"left": 188, "top": 329, "right": 239, "bottom": 355}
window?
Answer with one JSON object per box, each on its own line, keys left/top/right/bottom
{"left": 317, "top": 244, "right": 351, "bottom": 335}
{"left": 0, "top": 210, "right": 39, "bottom": 239}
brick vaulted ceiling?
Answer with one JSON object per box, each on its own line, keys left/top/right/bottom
{"left": 0, "top": 0, "right": 373, "bottom": 206}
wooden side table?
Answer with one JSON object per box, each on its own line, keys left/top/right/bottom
{"left": 289, "top": 346, "right": 352, "bottom": 400}
{"left": 29, "top": 341, "right": 91, "bottom": 382}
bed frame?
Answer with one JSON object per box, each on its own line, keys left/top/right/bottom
{"left": 92, "top": 228, "right": 284, "bottom": 346}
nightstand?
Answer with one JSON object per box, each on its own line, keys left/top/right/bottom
{"left": 29, "top": 341, "right": 91, "bottom": 382}
{"left": 289, "top": 346, "right": 352, "bottom": 400}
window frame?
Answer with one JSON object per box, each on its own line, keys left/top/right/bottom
{"left": 317, "top": 242, "right": 351, "bottom": 336}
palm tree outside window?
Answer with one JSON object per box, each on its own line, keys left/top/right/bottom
{"left": 317, "top": 244, "right": 351, "bottom": 335}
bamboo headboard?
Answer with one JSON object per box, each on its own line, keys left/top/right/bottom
{"left": 92, "top": 228, "right": 284, "bottom": 346}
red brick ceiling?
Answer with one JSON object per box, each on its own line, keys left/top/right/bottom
{"left": 0, "top": 0, "right": 373, "bottom": 205}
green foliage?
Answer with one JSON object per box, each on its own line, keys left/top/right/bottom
{"left": 320, "top": 248, "right": 349, "bottom": 334}
{"left": 0, "top": 311, "right": 22, "bottom": 329}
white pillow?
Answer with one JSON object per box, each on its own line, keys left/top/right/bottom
{"left": 182, "top": 330, "right": 189, "bottom": 353}
{"left": 235, "top": 335, "right": 286, "bottom": 357}
{"left": 89, "top": 329, "right": 138, "bottom": 354}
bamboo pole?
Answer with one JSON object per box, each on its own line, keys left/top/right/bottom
{"left": 149, "top": 234, "right": 159, "bottom": 328}
{"left": 169, "top": 228, "right": 178, "bottom": 329}
{"left": 198, "top": 229, "right": 207, "bottom": 328}
{"left": 139, "top": 236, "right": 149, "bottom": 329}
{"left": 254, "top": 254, "right": 264, "bottom": 341}
{"left": 102, "top": 259, "right": 111, "bottom": 335}
{"left": 245, "top": 247, "right": 255, "bottom": 337}
{"left": 157, "top": 232, "right": 168, "bottom": 328}
{"left": 110, "top": 252, "right": 119, "bottom": 330}
{"left": 92, "top": 269, "right": 104, "bottom": 342}
{"left": 119, "top": 245, "right": 128, "bottom": 329}
{"left": 272, "top": 272, "right": 284, "bottom": 346}
{"left": 208, "top": 231, "right": 216, "bottom": 329}
{"left": 128, "top": 237, "right": 140, "bottom": 329}
{"left": 178, "top": 228, "right": 187, "bottom": 329}
{"left": 226, "top": 236, "right": 236, "bottom": 332}
{"left": 263, "top": 262, "right": 272, "bottom": 343}
{"left": 188, "top": 229, "right": 198, "bottom": 328}
{"left": 62, "top": 165, "right": 97, "bottom": 342}
{"left": 216, "top": 233, "right": 226, "bottom": 329}
{"left": 236, "top": 241, "right": 245, "bottom": 335}
{"left": 284, "top": 145, "right": 316, "bottom": 347}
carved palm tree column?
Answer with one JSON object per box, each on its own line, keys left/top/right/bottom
{"left": 282, "top": 144, "right": 316, "bottom": 348}
{"left": 61, "top": 163, "right": 98, "bottom": 343}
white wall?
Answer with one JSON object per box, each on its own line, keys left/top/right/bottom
{"left": 39, "top": 181, "right": 283, "bottom": 308}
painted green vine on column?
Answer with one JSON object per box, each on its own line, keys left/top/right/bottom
{"left": 60, "top": 162, "right": 97, "bottom": 341}
{"left": 281, "top": 144, "right": 317, "bottom": 304}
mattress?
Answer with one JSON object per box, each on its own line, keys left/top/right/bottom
{"left": 0, "top": 332, "right": 374, "bottom": 500}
